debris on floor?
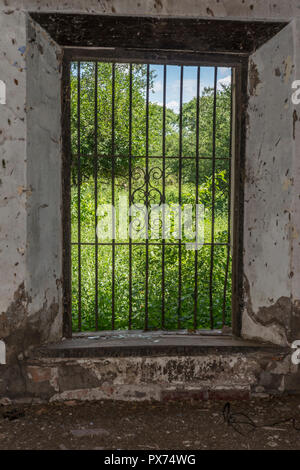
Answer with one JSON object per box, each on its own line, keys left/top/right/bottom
{"left": 0, "top": 396, "right": 299, "bottom": 450}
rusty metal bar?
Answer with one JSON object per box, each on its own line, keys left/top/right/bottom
{"left": 177, "top": 65, "right": 183, "bottom": 329}
{"left": 94, "top": 62, "right": 99, "bottom": 330}
{"left": 193, "top": 66, "right": 201, "bottom": 330}
{"left": 77, "top": 61, "right": 82, "bottom": 332}
{"left": 71, "top": 241, "right": 229, "bottom": 246}
{"left": 64, "top": 48, "right": 249, "bottom": 68}
{"left": 128, "top": 63, "right": 133, "bottom": 330}
{"left": 209, "top": 66, "right": 218, "bottom": 330}
{"left": 111, "top": 62, "right": 116, "bottom": 330}
{"left": 145, "top": 64, "right": 150, "bottom": 330}
{"left": 71, "top": 154, "right": 231, "bottom": 160}
{"left": 161, "top": 64, "right": 167, "bottom": 329}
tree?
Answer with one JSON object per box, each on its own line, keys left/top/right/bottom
{"left": 70, "top": 62, "right": 178, "bottom": 183}
{"left": 70, "top": 63, "right": 232, "bottom": 197}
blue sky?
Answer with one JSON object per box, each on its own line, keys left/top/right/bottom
{"left": 149, "top": 65, "right": 231, "bottom": 114}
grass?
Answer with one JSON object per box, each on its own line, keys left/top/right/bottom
{"left": 71, "top": 176, "right": 232, "bottom": 332}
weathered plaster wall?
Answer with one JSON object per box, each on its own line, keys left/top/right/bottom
{"left": 0, "top": 11, "right": 27, "bottom": 308}
{"left": 25, "top": 19, "right": 63, "bottom": 346}
{"left": 1, "top": 0, "right": 300, "bottom": 397}
{"left": 0, "top": 10, "right": 29, "bottom": 360}
{"left": 0, "top": 0, "right": 299, "bottom": 20}
{"left": 242, "top": 21, "right": 300, "bottom": 346}
{"left": 1, "top": 348, "right": 299, "bottom": 403}
{"left": 0, "top": 11, "right": 62, "bottom": 363}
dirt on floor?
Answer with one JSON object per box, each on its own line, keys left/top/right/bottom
{"left": 0, "top": 396, "right": 300, "bottom": 450}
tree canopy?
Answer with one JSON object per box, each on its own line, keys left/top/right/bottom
{"left": 70, "top": 62, "right": 232, "bottom": 189}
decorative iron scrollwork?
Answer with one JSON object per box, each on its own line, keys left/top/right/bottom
{"left": 130, "top": 166, "right": 163, "bottom": 207}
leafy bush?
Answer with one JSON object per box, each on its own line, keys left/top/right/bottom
{"left": 70, "top": 63, "right": 232, "bottom": 331}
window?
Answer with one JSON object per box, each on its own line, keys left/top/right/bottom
{"left": 66, "top": 57, "right": 236, "bottom": 333}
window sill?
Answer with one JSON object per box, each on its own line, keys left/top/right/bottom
{"left": 33, "top": 330, "right": 288, "bottom": 358}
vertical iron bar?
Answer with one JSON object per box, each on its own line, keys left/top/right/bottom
{"left": 77, "top": 61, "right": 82, "bottom": 332}
{"left": 112, "top": 63, "right": 116, "bottom": 330}
{"left": 128, "top": 63, "right": 133, "bottom": 329}
{"left": 161, "top": 65, "right": 166, "bottom": 329}
{"left": 193, "top": 66, "right": 200, "bottom": 330}
{"left": 145, "top": 64, "right": 150, "bottom": 330}
{"left": 209, "top": 66, "right": 218, "bottom": 330}
{"left": 222, "top": 67, "right": 233, "bottom": 326}
{"left": 178, "top": 65, "right": 183, "bottom": 329}
{"left": 94, "top": 62, "right": 99, "bottom": 330}
{"left": 62, "top": 58, "right": 72, "bottom": 338}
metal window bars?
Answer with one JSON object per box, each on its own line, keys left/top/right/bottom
{"left": 69, "top": 60, "right": 234, "bottom": 332}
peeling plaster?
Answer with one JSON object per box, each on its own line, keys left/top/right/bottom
{"left": 243, "top": 22, "right": 299, "bottom": 346}
{"left": 293, "top": 109, "right": 298, "bottom": 139}
{"left": 283, "top": 55, "right": 293, "bottom": 83}
{"left": 1, "top": 2, "right": 300, "bottom": 400}
{"left": 1, "top": 349, "right": 297, "bottom": 402}
{"left": 0, "top": 283, "right": 61, "bottom": 362}
{"left": 249, "top": 59, "right": 262, "bottom": 96}
{"left": 0, "top": 14, "right": 63, "bottom": 363}
{"left": 242, "top": 276, "right": 289, "bottom": 346}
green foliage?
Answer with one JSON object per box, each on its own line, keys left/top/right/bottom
{"left": 70, "top": 63, "right": 232, "bottom": 331}
{"left": 71, "top": 178, "right": 231, "bottom": 331}
{"left": 71, "top": 63, "right": 179, "bottom": 182}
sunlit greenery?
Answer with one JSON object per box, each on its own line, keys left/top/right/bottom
{"left": 71, "top": 63, "right": 232, "bottom": 331}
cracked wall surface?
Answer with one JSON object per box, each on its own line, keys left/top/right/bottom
{"left": 0, "top": 9, "right": 27, "bottom": 330}
{"left": 0, "top": 0, "right": 300, "bottom": 396}
{"left": 25, "top": 17, "right": 63, "bottom": 346}
{"left": 0, "top": 9, "right": 62, "bottom": 363}
{"left": 242, "top": 21, "right": 300, "bottom": 346}
{"left": 1, "top": 348, "right": 299, "bottom": 402}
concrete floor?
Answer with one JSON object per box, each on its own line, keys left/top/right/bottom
{"left": 0, "top": 396, "right": 300, "bottom": 450}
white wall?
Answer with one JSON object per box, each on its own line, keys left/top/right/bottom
{"left": 242, "top": 22, "right": 298, "bottom": 345}
{"left": 1, "top": 1, "right": 300, "bottom": 357}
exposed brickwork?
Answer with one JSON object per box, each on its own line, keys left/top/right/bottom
{"left": 27, "top": 366, "right": 54, "bottom": 383}
{"left": 1, "top": 347, "right": 299, "bottom": 403}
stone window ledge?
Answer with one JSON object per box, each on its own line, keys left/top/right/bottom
{"left": 32, "top": 331, "right": 288, "bottom": 359}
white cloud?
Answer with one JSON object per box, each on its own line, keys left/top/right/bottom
{"left": 151, "top": 100, "right": 179, "bottom": 113}
{"left": 172, "top": 78, "right": 198, "bottom": 101}
{"left": 152, "top": 81, "right": 162, "bottom": 93}
{"left": 217, "top": 75, "right": 231, "bottom": 89}
{"left": 166, "top": 100, "right": 179, "bottom": 113}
